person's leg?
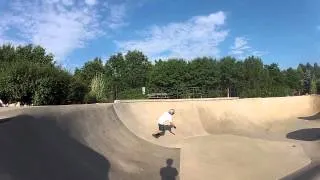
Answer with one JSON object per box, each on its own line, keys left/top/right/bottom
{"left": 167, "top": 125, "right": 175, "bottom": 135}
{"left": 152, "top": 124, "right": 165, "bottom": 138}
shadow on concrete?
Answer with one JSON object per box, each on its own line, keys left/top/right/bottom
{"left": 298, "top": 112, "right": 320, "bottom": 121}
{"left": 286, "top": 128, "right": 320, "bottom": 141}
{"left": 0, "top": 115, "right": 110, "bottom": 180}
{"left": 160, "top": 158, "right": 179, "bottom": 180}
{"left": 284, "top": 129, "right": 320, "bottom": 179}
{"left": 280, "top": 161, "right": 320, "bottom": 180}
{"left": 0, "top": 118, "right": 11, "bottom": 124}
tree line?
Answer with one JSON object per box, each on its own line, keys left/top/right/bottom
{"left": 0, "top": 43, "right": 319, "bottom": 106}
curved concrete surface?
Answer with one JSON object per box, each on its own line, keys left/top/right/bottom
{"left": 179, "top": 135, "right": 310, "bottom": 180}
{"left": 0, "top": 104, "right": 180, "bottom": 180}
{"left": 114, "top": 95, "right": 320, "bottom": 179}
{"left": 198, "top": 96, "right": 320, "bottom": 136}
{"left": 113, "top": 101, "right": 209, "bottom": 147}
{"left": 0, "top": 95, "right": 319, "bottom": 179}
{"left": 114, "top": 96, "right": 320, "bottom": 147}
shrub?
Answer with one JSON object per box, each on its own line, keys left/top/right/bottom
{"left": 117, "top": 88, "right": 147, "bottom": 99}
{"left": 67, "top": 78, "right": 88, "bottom": 104}
{"left": 32, "top": 69, "right": 71, "bottom": 106}
{"left": 88, "top": 73, "right": 109, "bottom": 102}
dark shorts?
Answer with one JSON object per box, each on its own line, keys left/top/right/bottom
{"left": 158, "top": 124, "right": 166, "bottom": 132}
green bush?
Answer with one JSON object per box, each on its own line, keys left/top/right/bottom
{"left": 206, "top": 89, "right": 224, "bottom": 98}
{"left": 32, "top": 76, "right": 70, "bottom": 106}
{"left": 117, "top": 88, "right": 147, "bottom": 99}
{"left": 84, "top": 93, "right": 97, "bottom": 104}
{"left": 32, "top": 68, "right": 71, "bottom": 106}
{"left": 33, "top": 78, "right": 54, "bottom": 106}
{"left": 87, "top": 73, "right": 110, "bottom": 102}
{"left": 67, "top": 78, "right": 88, "bottom": 104}
{"left": 311, "top": 78, "right": 317, "bottom": 94}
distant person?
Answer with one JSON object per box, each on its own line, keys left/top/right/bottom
{"left": 152, "top": 109, "right": 176, "bottom": 138}
{"left": 160, "top": 159, "right": 178, "bottom": 180}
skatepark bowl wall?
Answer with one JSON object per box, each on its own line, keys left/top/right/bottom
{"left": 0, "top": 104, "right": 180, "bottom": 180}
{"left": 114, "top": 95, "right": 320, "bottom": 147}
{"left": 0, "top": 95, "right": 319, "bottom": 180}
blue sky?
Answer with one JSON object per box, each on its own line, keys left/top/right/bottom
{"left": 0, "top": 0, "right": 319, "bottom": 71}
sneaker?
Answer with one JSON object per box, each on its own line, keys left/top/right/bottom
{"left": 152, "top": 134, "right": 159, "bottom": 138}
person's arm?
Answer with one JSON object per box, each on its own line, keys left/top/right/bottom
{"left": 170, "top": 122, "right": 176, "bottom": 128}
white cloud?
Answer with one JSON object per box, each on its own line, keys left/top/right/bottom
{"left": 115, "top": 11, "right": 229, "bottom": 60}
{"left": 229, "top": 37, "right": 267, "bottom": 59}
{"left": 107, "top": 4, "right": 128, "bottom": 29}
{"left": 62, "top": 0, "right": 74, "bottom": 6}
{"left": 0, "top": 0, "right": 127, "bottom": 62}
{"left": 85, "top": 0, "right": 97, "bottom": 6}
{"left": 229, "top": 37, "right": 250, "bottom": 56}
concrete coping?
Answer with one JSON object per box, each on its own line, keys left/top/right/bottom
{"left": 113, "top": 95, "right": 320, "bottom": 103}
{"left": 114, "top": 97, "right": 239, "bottom": 103}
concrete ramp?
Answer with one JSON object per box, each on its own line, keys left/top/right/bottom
{"left": 179, "top": 135, "right": 310, "bottom": 180}
{"left": 0, "top": 95, "right": 319, "bottom": 180}
{"left": 114, "top": 96, "right": 320, "bottom": 146}
{"left": 198, "top": 95, "right": 320, "bottom": 137}
{"left": 113, "top": 95, "right": 320, "bottom": 179}
{"left": 0, "top": 104, "right": 180, "bottom": 180}
{"left": 113, "top": 101, "right": 209, "bottom": 147}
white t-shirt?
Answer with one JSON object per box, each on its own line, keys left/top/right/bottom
{"left": 157, "top": 112, "right": 173, "bottom": 125}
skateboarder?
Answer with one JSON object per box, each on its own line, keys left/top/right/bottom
{"left": 152, "top": 109, "right": 176, "bottom": 138}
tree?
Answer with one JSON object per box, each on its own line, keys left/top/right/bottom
{"left": 15, "top": 44, "right": 55, "bottom": 65}
{"left": 297, "top": 65, "right": 305, "bottom": 95}
{"left": 266, "top": 63, "right": 283, "bottom": 86}
{"left": 187, "top": 57, "right": 219, "bottom": 88}
{"left": 240, "top": 56, "right": 265, "bottom": 97}
{"left": 0, "top": 44, "right": 72, "bottom": 105}
{"left": 2, "top": 42, "right": 320, "bottom": 103}
{"left": 186, "top": 57, "right": 220, "bottom": 97}
{"left": 67, "top": 77, "right": 89, "bottom": 104}
{"left": 264, "top": 63, "right": 289, "bottom": 96}
{"left": 303, "top": 69, "right": 312, "bottom": 94}
{"left": 124, "top": 50, "right": 152, "bottom": 88}
{"left": 0, "top": 44, "right": 16, "bottom": 69}
{"left": 148, "top": 59, "right": 189, "bottom": 98}
{"left": 310, "top": 76, "right": 317, "bottom": 94}
{"left": 105, "top": 53, "right": 127, "bottom": 99}
{"left": 74, "top": 57, "right": 105, "bottom": 86}
{"left": 317, "top": 79, "right": 320, "bottom": 94}
{"left": 87, "top": 73, "right": 108, "bottom": 102}
{"left": 314, "top": 63, "right": 320, "bottom": 78}
{"left": 284, "top": 68, "right": 301, "bottom": 95}
{"left": 33, "top": 67, "right": 71, "bottom": 105}
{"left": 218, "top": 56, "right": 239, "bottom": 97}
